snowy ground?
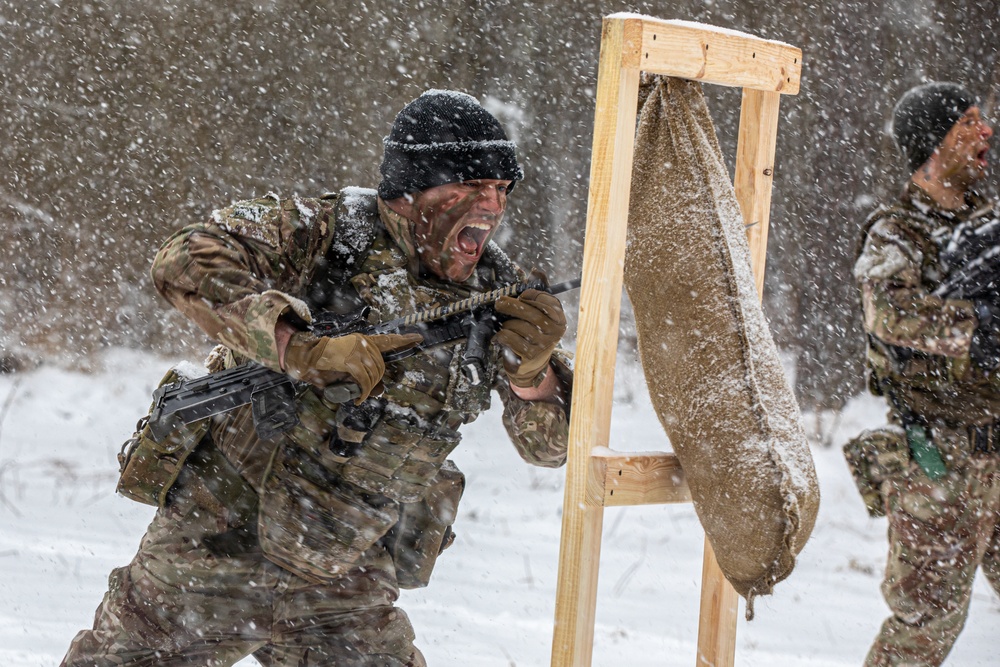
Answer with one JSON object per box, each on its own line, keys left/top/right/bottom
{"left": 0, "top": 348, "right": 997, "bottom": 666}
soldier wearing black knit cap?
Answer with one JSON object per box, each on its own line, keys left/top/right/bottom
{"left": 850, "top": 81, "right": 1000, "bottom": 667}
{"left": 62, "top": 90, "right": 572, "bottom": 667}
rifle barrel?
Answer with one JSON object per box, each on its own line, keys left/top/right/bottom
{"left": 549, "top": 278, "right": 583, "bottom": 294}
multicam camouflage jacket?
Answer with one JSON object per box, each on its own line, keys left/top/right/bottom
{"left": 855, "top": 182, "right": 1000, "bottom": 424}
{"left": 150, "top": 187, "right": 571, "bottom": 582}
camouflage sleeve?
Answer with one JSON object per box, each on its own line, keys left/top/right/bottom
{"left": 855, "top": 217, "right": 977, "bottom": 358}
{"left": 495, "top": 349, "right": 572, "bottom": 468}
{"left": 150, "top": 195, "right": 332, "bottom": 370}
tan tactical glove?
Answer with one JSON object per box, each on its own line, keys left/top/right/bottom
{"left": 493, "top": 288, "right": 567, "bottom": 387}
{"left": 283, "top": 331, "right": 422, "bottom": 402}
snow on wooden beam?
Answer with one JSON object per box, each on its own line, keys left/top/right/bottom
{"left": 607, "top": 14, "right": 802, "bottom": 94}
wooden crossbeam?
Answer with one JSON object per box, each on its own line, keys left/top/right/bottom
{"left": 628, "top": 19, "right": 799, "bottom": 92}
{"left": 587, "top": 451, "right": 691, "bottom": 507}
{"left": 607, "top": 14, "right": 801, "bottom": 92}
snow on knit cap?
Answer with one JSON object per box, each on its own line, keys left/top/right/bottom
{"left": 893, "top": 81, "right": 977, "bottom": 172}
{"left": 378, "top": 90, "right": 524, "bottom": 201}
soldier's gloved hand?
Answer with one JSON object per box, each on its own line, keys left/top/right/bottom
{"left": 283, "top": 331, "right": 423, "bottom": 402}
{"left": 969, "top": 300, "right": 1000, "bottom": 372}
{"left": 493, "top": 285, "right": 567, "bottom": 388}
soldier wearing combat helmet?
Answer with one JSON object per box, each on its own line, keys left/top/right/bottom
{"left": 852, "top": 81, "right": 1000, "bottom": 666}
{"left": 62, "top": 90, "right": 572, "bottom": 666}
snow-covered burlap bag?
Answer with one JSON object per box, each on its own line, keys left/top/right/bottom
{"left": 623, "top": 75, "right": 819, "bottom": 611}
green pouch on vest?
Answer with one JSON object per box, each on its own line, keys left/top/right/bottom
{"left": 383, "top": 459, "right": 466, "bottom": 589}
{"left": 905, "top": 423, "right": 947, "bottom": 481}
{"left": 117, "top": 367, "right": 211, "bottom": 507}
{"left": 842, "top": 426, "right": 910, "bottom": 518}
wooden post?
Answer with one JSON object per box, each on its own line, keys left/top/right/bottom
{"left": 695, "top": 85, "right": 784, "bottom": 667}
{"left": 550, "top": 18, "right": 641, "bottom": 667}
{"left": 696, "top": 543, "right": 740, "bottom": 666}
{"left": 550, "top": 15, "right": 801, "bottom": 667}
{"left": 735, "top": 88, "right": 784, "bottom": 297}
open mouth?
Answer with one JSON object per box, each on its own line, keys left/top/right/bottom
{"left": 978, "top": 147, "right": 990, "bottom": 165}
{"left": 456, "top": 222, "right": 492, "bottom": 257}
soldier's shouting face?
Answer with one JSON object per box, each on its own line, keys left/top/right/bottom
{"left": 402, "top": 179, "right": 511, "bottom": 282}
{"left": 936, "top": 106, "right": 993, "bottom": 186}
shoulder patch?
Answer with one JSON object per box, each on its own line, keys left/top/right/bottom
{"left": 332, "top": 188, "right": 378, "bottom": 269}
{"left": 855, "top": 236, "right": 912, "bottom": 283}
{"left": 212, "top": 195, "right": 283, "bottom": 247}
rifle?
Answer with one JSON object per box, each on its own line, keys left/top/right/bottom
{"left": 932, "top": 215, "right": 1000, "bottom": 299}
{"left": 930, "top": 211, "right": 1000, "bottom": 376}
{"left": 147, "top": 277, "right": 581, "bottom": 442}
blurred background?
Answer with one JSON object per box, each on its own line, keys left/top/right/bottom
{"left": 2, "top": 0, "right": 998, "bottom": 415}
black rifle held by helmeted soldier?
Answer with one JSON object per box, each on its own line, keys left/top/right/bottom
{"left": 147, "top": 277, "right": 581, "bottom": 442}
{"left": 932, "top": 215, "right": 1000, "bottom": 300}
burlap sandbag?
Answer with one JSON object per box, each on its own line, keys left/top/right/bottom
{"left": 623, "top": 75, "right": 819, "bottom": 611}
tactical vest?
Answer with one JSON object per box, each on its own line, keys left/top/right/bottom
{"left": 256, "top": 188, "right": 521, "bottom": 582}
{"left": 857, "top": 197, "right": 1000, "bottom": 423}
{"left": 289, "top": 189, "right": 518, "bottom": 501}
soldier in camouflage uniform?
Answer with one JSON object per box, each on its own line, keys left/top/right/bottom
{"left": 854, "top": 82, "right": 1000, "bottom": 666}
{"left": 62, "top": 90, "right": 572, "bottom": 666}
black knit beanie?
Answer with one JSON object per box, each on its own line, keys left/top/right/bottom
{"left": 892, "top": 82, "right": 976, "bottom": 172}
{"left": 378, "top": 90, "right": 524, "bottom": 201}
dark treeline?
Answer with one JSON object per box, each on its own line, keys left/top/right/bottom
{"left": 1, "top": 0, "right": 998, "bottom": 409}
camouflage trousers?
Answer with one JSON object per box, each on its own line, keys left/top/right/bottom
{"left": 865, "top": 422, "right": 1000, "bottom": 667}
{"left": 61, "top": 475, "right": 425, "bottom": 667}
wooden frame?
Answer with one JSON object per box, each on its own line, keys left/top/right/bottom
{"left": 550, "top": 15, "right": 801, "bottom": 667}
